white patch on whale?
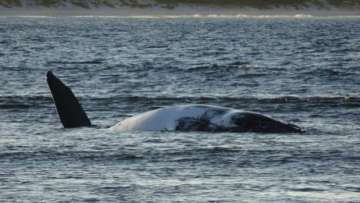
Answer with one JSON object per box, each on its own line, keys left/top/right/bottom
{"left": 110, "top": 104, "right": 243, "bottom": 132}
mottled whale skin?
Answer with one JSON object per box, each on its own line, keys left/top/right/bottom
{"left": 47, "top": 71, "right": 302, "bottom": 133}
{"left": 110, "top": 104, "right": 302, "bottom": 133}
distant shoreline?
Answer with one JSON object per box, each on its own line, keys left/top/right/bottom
{"left": 0, "top": 6, "right": 359, "bottom": 17}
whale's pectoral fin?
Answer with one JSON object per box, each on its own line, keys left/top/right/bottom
{"left": 47, "top": 71, "right": 91, "bottom": 128}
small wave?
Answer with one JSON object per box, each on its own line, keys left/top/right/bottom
{"left": 1, "top": 95, "right": 360, "bottom": 110}
{"left": 46, "top": 59, "right": 104, "bottom": 65}
{"left": 301, "top": 68, "right": 357, "bottom": 77}
{"left": 0, "top": 150, "right": 143, "bottom": 162}
{"left": 93, "top": 95, "right": 360, "bottom": 107}
{"left": 289, "top": 187, "right": 326, "bottom": 192}
{"left": 344, "top": 186, "right": 360, "bottom": 192}
{"left": 0, "top": 95, "right": 52, "bottom": 110}
{"left": 188, "top": 61, "right": 253, "bottom": 72}
{"left": 180, "top": 146, "right": 242, "bottom": 154}
{"left": 181, "top": 61, "right": 274, "bottom": 79}
{"left": 150, "top": 147, "right": 360, "bottom": 166}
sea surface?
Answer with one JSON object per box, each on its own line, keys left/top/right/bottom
{"left": 0, "top": 15, "right": 360, "bottom": 202}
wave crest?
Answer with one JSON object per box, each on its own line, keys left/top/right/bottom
{"left": 1, "top": 95, "right": 359, "bottom": 110}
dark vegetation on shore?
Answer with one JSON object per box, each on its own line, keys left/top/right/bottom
{"left": 0, "top": 0, "right": 359, "bottom": 9}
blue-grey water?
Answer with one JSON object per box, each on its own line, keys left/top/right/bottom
{"left": 0, "top": 16, "right": 360, "bottom": 202}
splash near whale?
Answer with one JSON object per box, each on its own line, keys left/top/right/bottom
{"left": 47, "top": 71, "right": 302, "bottom": 133}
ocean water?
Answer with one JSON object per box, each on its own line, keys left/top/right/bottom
{"left": 0, "top": 16, "right": 360, "bottom": 202}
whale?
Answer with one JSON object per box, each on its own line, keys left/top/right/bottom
{"left": 47, "top": 71, "right": 303, "bottom": 133}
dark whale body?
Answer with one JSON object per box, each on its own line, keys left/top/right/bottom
{"left": 175, "top": 111, "right": 301, "bottom": 133}
{"left": 47, "top": 71, "right": 303, "bottom": 133}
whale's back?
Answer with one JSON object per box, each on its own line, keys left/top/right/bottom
{"left": 110, "top": 104, "right": 235, "bottom": 132}
{"left": 110, "top": 104, "right": 302, "bottom": 133}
